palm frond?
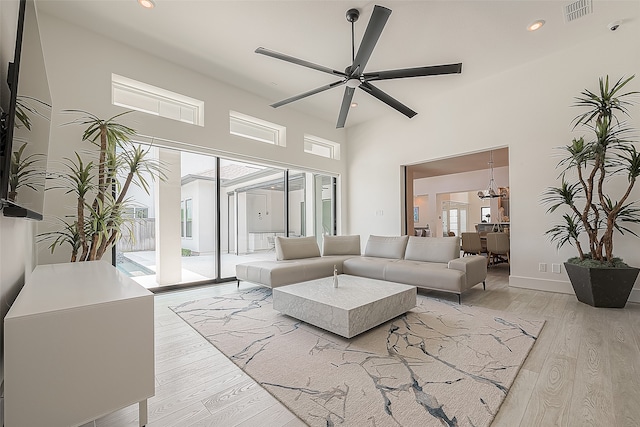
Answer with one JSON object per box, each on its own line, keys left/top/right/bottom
{"left": 541, "top": 180, "right": 582, "bottom": 213}
{"left": 545, "top": 213, "right": 585, "bottom": 251}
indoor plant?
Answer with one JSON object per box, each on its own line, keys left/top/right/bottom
{"left": 543, "top": 75, "right": 640, "bottom": 307}
{"left": 40, "top": 110, "right": 164, "bottom": 262}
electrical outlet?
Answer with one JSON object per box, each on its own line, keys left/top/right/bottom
{"left": 552, "top": 263, "right": 562, "bottom": 273}
{"left": 539, "top": 263, "right": 547, "bottom": 272}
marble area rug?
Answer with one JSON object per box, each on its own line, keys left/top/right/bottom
{"left": 171, "top": 288, "right": 544, "bottom": 427}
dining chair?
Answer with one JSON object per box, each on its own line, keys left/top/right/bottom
{"left": 461, "top": 232, "right": 483, "bottom": 256}
{"left": 486, "top": 232, "right": 510, "bottom": 266}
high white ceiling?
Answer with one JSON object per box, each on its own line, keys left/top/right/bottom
{"left": 36, "top": 0, "right": 639, "bottom": 128}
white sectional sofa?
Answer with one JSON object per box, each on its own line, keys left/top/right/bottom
{"left": 236, "top": 234, "right": 487, "bottom": 303}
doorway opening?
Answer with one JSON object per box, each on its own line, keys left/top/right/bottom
{"left": 403, "top": 147, "right": 509, "bottom": 239}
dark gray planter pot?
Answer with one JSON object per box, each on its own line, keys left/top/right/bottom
{"left": 564, "top": 262, "right": 639, "bottom": 308}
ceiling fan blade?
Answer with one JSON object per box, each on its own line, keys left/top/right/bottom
{"left": 271, "top": 80, "right": 345, "bottom": 108}
{"left": 336, "top": 86, "right": 356, "bottom": 128}
{"left": 360, "top": 81, "right": 417, "bottom": 118}
{"left": 350, "top": 5, "right": 391, "bottom": 76}
{"left": 256, "top": 47, "right": 347, "bottom": 77}
{"left": 364, "top": 63, "right": 463, "bottom": 81}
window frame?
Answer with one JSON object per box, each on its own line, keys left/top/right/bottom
{"left": 303, "top": 134, "right": 340, "bottom": 160}
{"left": 229, "top": 111, "right": 286, "bottom": 147}
{"left": 112, "top": 73, "right": 204, "bottom": 126}
{"left": 185, "top": 198, "right": 193, "bottom": 239}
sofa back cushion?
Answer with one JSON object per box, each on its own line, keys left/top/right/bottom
{"left": 275, "top": 236, "right": 321, "bottom": 261}
{"left": 404, "top": 236, "right": 460, "bottom": 263}
{"left": 364, "top": 235, "right": 409, "bottom": 259}
{"left": 322, "top": 235, "right": 361, "bottom": 256}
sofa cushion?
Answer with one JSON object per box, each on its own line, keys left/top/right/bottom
{"left": 275, "top": 236, "right": 321, "bottom": 261}
{"left": 364, "top": 235, "right": 409, "bottom": 259}
{"left": 385, "top": 260, "right": 465, "bottom": 293}
{"left": 404, "top": 236, "right": 460, "bottom": 263}
{"left": 343, "top": 256, "right": 396, "bottom": 281}
{"left": 236, "top": 257, "right": 350, "bottom": 288}
{"left": 322, "top": 235, "right": 361, "bottom": 256}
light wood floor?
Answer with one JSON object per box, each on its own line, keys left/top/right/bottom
{"left": 87, "top": 265, "right": 640, "bottom": 426}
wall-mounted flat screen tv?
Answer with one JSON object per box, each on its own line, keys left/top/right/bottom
{"left": 0, "top": 0, "right": 51, "bottom": 220}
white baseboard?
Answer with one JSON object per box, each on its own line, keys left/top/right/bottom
{"left": 509, "top": 275, "right": 640, "bottom": 304}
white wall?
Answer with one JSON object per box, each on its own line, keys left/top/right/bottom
{"left": 180, "top": 179, "right": 216, "bottom": 254}
{"left": 347, "top": 26, "right": 640, "bottom": 300}
{"left": 0, "top": 0, "right": 34, "bottom": 383}
{"left": 289, "top": 189, "right": 305, "bottom": 236}
{"left": 35, "top": 11, "right": 348, "bottom": 265}
{"left": 413, "top": 195, "right": 428, "bottom": 229}
{"left": 246, "top": 191, "right": 284, "bottom": 233}
{"left": 195, "top": 180, "right": 216, "bottom": 254}
{"left": 0, "top": 218, "right": 36, "bottom": 382}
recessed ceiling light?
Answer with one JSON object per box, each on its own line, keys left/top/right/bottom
{"left": 138, "top": 0, "right": 155, "bottom": 9}
{"left": 351, "top": 102, "right": 358, "bottom": 108}
{"left": 527, "top": 20, "right": 545, "bottom": 31}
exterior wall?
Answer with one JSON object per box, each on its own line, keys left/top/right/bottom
{"left": 288, "top": 188, "right": 305, "bottom": 236}
{"left": 180, "top": 180, "right": 216, "bottom": 254}
{"left": 246, "top": 191, "right": 284, "bottom": 233}
{"left": 346, "top": 26, "right": 640, "bottom": 300}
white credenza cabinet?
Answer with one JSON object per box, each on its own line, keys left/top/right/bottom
{"left": 4, "top": 261, "right": 155, "bottom": 427}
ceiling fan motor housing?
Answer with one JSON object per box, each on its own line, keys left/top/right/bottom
{"left": 346, "top": 8, "right": 360, "bottom": 23}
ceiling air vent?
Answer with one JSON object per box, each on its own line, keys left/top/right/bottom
{"left": 564, "top": 0, "right": 593, "bottom": 23}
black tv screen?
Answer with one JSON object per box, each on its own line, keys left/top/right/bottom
{"left": 0, "top": 0, "right": 51, "bottom": 220}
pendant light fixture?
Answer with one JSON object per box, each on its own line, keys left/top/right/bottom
{"left": 477, "top": 151, "right": 507, "bottom": 199}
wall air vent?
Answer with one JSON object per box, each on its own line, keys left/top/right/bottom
{"left": 564, "top": 0, "right": 592, "bottom": 23}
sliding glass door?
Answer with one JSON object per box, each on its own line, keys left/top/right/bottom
{"left": 219, "top": 159, "right": 285, "bottom": 278}
{"left": 288, "top": 171, "right": 336, "bottom": 246}
{"left": 178, "top": 151, "right": 217, "bottom": 282}
{"left": 115, "top": 146, "right": 218, "bottom": 287}
{"left": 116, "top": 145, "right": 337, "bottom": 289}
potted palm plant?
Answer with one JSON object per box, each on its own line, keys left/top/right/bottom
{"left": 543, "top": 75, "right": 640, "bottom": 308}
{"left": 40, "top": 110, "right": 165, "bottom": 262}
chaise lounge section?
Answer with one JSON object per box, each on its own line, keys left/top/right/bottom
{"left": 235, "top": 234, "right": 487, "bottom": 302}
{"left": 234, "top": 235, "right": 358, "bottom": 288}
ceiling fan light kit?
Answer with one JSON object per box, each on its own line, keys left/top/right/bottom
{"left": 345, "top": 78, "right": 361, "bottom": 89}
{"left": 256, "top": 5, "right": 463, "bottom": 128}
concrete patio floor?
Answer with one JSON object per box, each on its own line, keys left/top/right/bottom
{"left": 119, "top": 250, "right": 276, "bottom": 289}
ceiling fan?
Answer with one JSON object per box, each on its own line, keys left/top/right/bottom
{"left": 256, "top": 5, "right": 462, "bottom": 128}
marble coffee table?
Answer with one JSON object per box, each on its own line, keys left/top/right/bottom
{"left": 272, "top": 275, "right": 417, "bottom": 338}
